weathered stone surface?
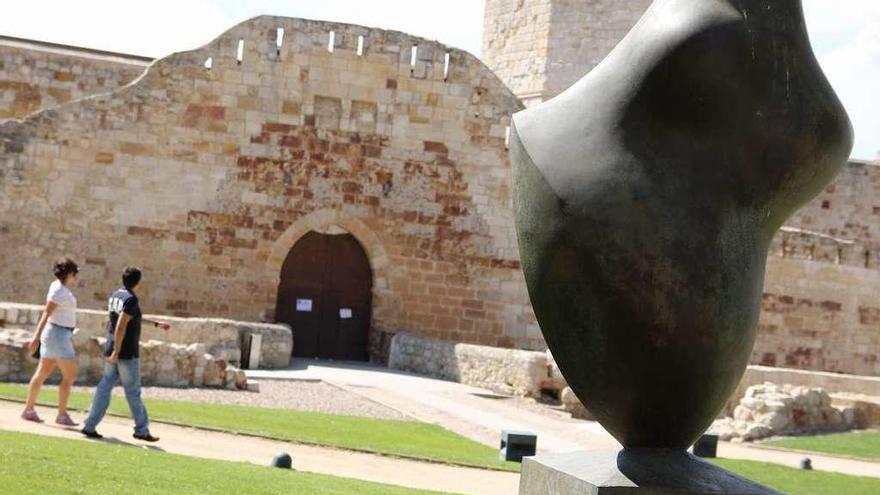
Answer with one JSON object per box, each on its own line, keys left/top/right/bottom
{"left": 388, "top": 332, "right": 548, "bottom": 397}
{"left": 0, "top": 302, "right": 291, "bottom": 369}
{"left": 238, "top": 324, "right": 293, "bottom": 369}
{"left": 518, "top": 450, "right": 782, "bottom": 494}
{"left": 0, "top": 328, "right": 247, "bottom": 389}
{"left": 483, "top": 0, "right": 652, "bottom": 107}
{"left": 710, "top": 383, "right": 860, "bottom": 442}
{"left": 0, "top": 16, "right": 540, "bottom": 354}
{"left": 723, "top": 365, "right": 880, "bottom": 416}
{"left": 0, "top": 37, "right": 148, "bottom": 120}
{"left": 483, "top": 1, "right": 880, "bottom": 378}
{"left": 0, "top": 10, "right": 876, "bottom": 376}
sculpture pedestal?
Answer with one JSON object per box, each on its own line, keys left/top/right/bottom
{"left": 518, "top": 449, "right": 783, "bottom": 495}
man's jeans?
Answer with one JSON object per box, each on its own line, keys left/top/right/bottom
{"left": 83, "top": 359, "right": 150, "bottom": 436}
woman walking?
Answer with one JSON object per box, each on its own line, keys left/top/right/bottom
{"left": 22, "top": 258, "right": 80, "bottom": 426}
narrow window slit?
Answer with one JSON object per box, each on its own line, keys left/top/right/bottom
{"left": 204, "top": 57, "right": 213, "bottom": 70}
{"left": 410, "top": 45, "right": 418, "bottom": 67}
{"left": 328, "top": 31, "right": 336, "bottom": 52}
{"left": 504, "top": 125, "right": 511, "bottom": 149}
{"left": 443, "top": 52, "right": 451, "bottom": 81}
{"left": 236, "top": 39, "right": 244, "bottom": 64}
{"left": 276, "top": 28, "right": 285, "bottom": 56}
{"left": 357, "top": 35, "right": 364, "bottom": 56}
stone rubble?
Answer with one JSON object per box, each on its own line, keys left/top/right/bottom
{"left": 710, "top": 382, "right": 861, "bottom": 442}
{"left": 0, "top": 328, "right": 247, "bottom": 389}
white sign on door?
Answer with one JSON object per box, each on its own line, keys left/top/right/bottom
{"left": 339, "top": 308, "right": 353, "bottom": 319}
{"left": 296, "top": 299, "right": 313, "bottom": 312}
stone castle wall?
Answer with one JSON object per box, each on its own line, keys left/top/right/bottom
{"left": 481, "top": 0, "right": 554, "bottom": 107}
{"left": 0, "top": 17, "right": 543, "bottom": 352}
{"left": 482, "top": 0, "right": 651, "bottom": 106}
{"left": 0, "top": 9, "right": 877, "bottom": 375}
{"left": 753, "top": 162, "right": 880, "bottom": 376}
{"left": 0, "top": 35, "right": 149, "bottom": 119}
{"left": 480, "top": 0, "right": 880, "bottom": 376}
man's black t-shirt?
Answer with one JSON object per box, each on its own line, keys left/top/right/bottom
{"left": 105, "top": 288, "right": 143, "bottom": 359}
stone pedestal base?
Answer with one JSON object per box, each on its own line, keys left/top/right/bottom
{"left": 518, "top": 449, "right": 783, "bottom": 494}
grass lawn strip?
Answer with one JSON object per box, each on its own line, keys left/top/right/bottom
{"left": 0, "top": 429, "right": 447, "bottom": 495}
{"left": 0, "top": 382, "right": 518, "bottom": 472}
{"left": 712, "top": 458, "right": 880, "bottom": 495}
{"left": 760, "top": 431, "right": 880, "bottom": 462}
{"left": 2, "top": 427, "right": 878, "bottom": 495}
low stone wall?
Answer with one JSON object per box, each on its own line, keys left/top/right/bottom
{"left": 0, "top": 328, "right": 246, "bottom": 388}
{"left": 388, "top": 332, "right": 548, "bottom": 397}
{"left": 0, "top": 302, "right": 292, "bottom": 369}
{"left": 238, "top": 324, "right": 293, "bottom": 370}
{"left": 384, "top": 332, "right": 880, "bottom": 426}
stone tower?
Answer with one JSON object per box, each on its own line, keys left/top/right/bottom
{"left": 482, "top": 0, "right": 652, "bottom": 106}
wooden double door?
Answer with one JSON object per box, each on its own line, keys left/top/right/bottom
{"left": 275, "top": 231, "right": 372, "bottom": 361}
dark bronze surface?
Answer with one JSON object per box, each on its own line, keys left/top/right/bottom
{"left": 512, "top": 0, "right": 853, "bottom": 449}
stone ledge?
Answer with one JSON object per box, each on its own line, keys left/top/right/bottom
{"left": 388, "top": 332, "right": 548, "bottom": 397}
{"left": 519, "top": 450, "right": 782, "bottom": 495}
{"left": 0, "top": 302, "right": 292, "bottom": 370}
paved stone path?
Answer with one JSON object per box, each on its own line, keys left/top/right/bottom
{"left": 248, "top": 359, "right": 880, "bottom": 479}
{"left": 0, "top": 400, "right": 518, "bottom": 495}
{"left": 249, "top": 359, "right": 619, "bottom": 453}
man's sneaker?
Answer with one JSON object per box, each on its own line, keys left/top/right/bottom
{"left": 133, "top": 433, "right": 159, "bottom": 443}
{"left": 55, "top": 413, "right": 78, "bottom": 427}
{"left": 21, "top": 409, "right": 43, "bottom": 423}
{"left": 81, "top": 429, "right": 103, "bottom": 439}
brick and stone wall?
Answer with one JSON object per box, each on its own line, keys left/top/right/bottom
{"left": 482, "top": 0, "right": 880, "bottom": 376}
{"left": 753, "top": 162, "right": 880, "bottom": 376}
{"left": 0, "top": 16, "right": 542, "bottom": 353}
{"left": 482, "top": 0, "right": 652, "bottom": 106}
{"left": 0, "top": 35, "right": 149, "bottom": 119}
{"left": 0, "top": 11, "right": 877, "bottom": 375}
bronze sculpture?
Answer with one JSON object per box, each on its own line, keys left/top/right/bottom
{"left": 512, "top": 0, "right": 852, "bottom": 460}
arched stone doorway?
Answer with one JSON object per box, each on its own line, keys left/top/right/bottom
{"left": 275, "top": 228, "right": 373, "bottom": 361}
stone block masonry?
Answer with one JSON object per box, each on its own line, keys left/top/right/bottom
{"left": 0, "top": 10, "right": 878, "bottom": 375}
{"left": 0, "top": 35, "right": 149, "bottom": 119}
{"left": 0, "top": 16, "right": 542, "bottom": 352}
{"left": 388, "top": 332, "right": 549, "bottom": 397}
{"left": 482, "top": 2, "right": 880, "bottom": 377}
{"left": 482, "top": 0, "right": 653, "bottom": 106}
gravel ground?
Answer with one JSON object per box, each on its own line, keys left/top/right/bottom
{"left": 71, "top": 380, "right": 411, "bottom": 421}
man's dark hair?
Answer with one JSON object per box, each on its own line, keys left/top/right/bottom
{"left": 122, "top": 266, "right": 142, "bottom": 290}
{"left": 53, "top": 258, "right": 79, "bottom": 281}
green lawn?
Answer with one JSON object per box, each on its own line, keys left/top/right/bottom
{"left": 0, "top": 382, "right": 517, "bottom": 472}
{"left": 713, "top": 459, "right": 880, "bottom": 495}
{"left": 761, "top": 431, "right": 880, "bottom": 461}
{"left": 0, "top": 429, "right": 445, "bottom": 495}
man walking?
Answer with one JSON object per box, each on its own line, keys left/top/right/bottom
{"left": 81, "top": 266, "right": 171, "bottom": 442}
